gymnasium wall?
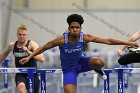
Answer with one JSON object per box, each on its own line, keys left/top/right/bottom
{"left": 7, "top": 10, "right": 140, "bottom": 51}
{"left": 12, "top": 0, "right": 140, "bottom": 9}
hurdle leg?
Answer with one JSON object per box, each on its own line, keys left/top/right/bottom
{"left": 118, "top": 69, "right": 123, "bottom": 93}
{"left": 124, "top": 72, "right": 129, "bottom": 89}
{"left": 28, "top": 69, "right": 34, "bottom": 93}
{"left": 123, "top": 65, "right": 129, "bottom": 89}
{"left": 104, "top": 69, "right": 112, "bottom": 93}
{"left": 3, "top": 59, "right": 10, "bottom": 88}
{"left": 40, "top": 71, "right": 46, "bottom": 93}
{"left": 4, "top": 72, "right": 8, "bottom": 88}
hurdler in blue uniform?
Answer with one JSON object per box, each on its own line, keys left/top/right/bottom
{"left": 19, "top": 14, "right": 138, "bottom": 93}
{"left": 59, "top": 32, "right": 94, "bottom": 86}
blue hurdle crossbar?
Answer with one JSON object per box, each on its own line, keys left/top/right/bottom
{"left": 115, "top": 68, "right": 140, "bottom": 93}
{"left": 38, "top": 69, "right": 112, "bottom": 93}
{"left": 0, "top": 68, "right": 36, "bottom": 93}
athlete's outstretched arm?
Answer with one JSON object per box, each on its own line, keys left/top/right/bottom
{"left": 19, "top": 36, "right": 64, "bottom": 64}
{"left": 84, "top": 34, "right": 139, "bottom": 48}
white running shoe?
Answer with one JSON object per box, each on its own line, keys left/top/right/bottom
{"left": 94, "top": 69, "right": 107, "bottom": 80}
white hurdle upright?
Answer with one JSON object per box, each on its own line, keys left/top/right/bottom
{"left": 37, "top": 69, "right": 112, "bottom": 93}
{"left": 115, "top": 68, "right": 140, "bottom": 93}
{"left": 0, "top": 68, "right": 36, "bottom": 93}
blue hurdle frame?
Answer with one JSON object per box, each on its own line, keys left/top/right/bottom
{"left": 104, "top": 69, "right": 112, "bottom": 93}
{"left": 38, "top": 69, "right": 112, "bottom": 93}
{"left": 2, "top": 68, "right": 112, "bottom": 93}
{"left": 37, "top": 69, "right": 62, "bottom": 93}
{"left": 0, "top": 68, "right": 36, "bottom": 93}
{"left": 115, "top": 68, "right": 140, "bottom": 93}
{"left": 3, "top": 59, "right": 11, "bottom": 88}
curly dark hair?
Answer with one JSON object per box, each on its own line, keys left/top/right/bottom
{"left": 67, "top": 14, "right": 84, "bottom": 26}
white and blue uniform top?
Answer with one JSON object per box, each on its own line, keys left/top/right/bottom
{"left": 59, "top": 32, "right": 84, "bottom": 72}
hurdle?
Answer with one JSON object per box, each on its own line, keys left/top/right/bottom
{"left": 3, "top": 59, "right": 11, "bottom": 88}
{"left": 0, "top": 68, "right": 36, "bottom": 93}
{"left": 37, "top": 69, "right": 112, "bottom": 93}
{"left": 37, "top": 69, "right": 62, "bottom": 93}
{"left": 115, "top": 68, "right": 140, "bottom": 93}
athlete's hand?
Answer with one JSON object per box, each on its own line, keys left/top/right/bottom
{"left": 129, "top": 42, "right": 139, "bottom": 48}
{"left": 22, "top": 46, "right": 32, "bottom": 54}
{"left": 19, "top": 57, "right": 30, "bottom": 65}
{"left": 22, "top": 46, "right": 28, "bottom": 51}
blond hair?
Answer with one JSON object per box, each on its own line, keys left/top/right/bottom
{"left": 17, "top": 24, "right": 28, "bottom": 31}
